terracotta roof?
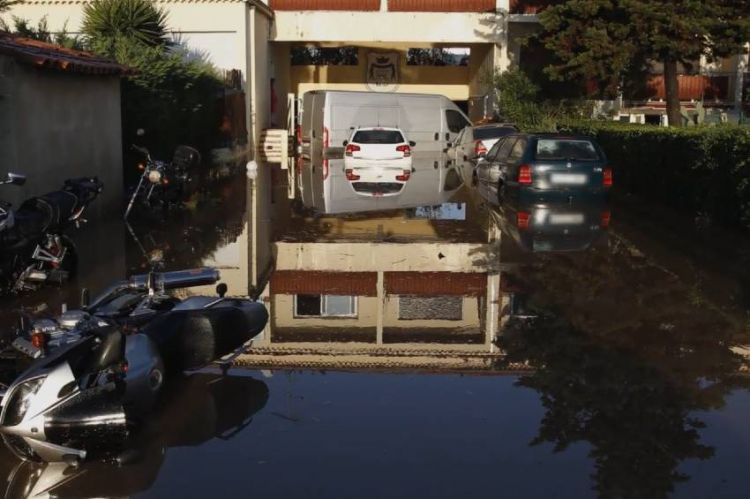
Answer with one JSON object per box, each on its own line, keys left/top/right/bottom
{"left": 0, "top": 32, "right": 132, "bottom": 76}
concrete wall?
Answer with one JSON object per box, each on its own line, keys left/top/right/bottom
{"left": 0, "top": 56, "right": 123, "bottom": 215}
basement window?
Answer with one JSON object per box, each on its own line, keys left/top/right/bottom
{"left": 406, "top": 48, "right": 470, "bottom": 66}
{"left": 295, "top": 295, "right": 357, "bottom": 317}
{"left": 398, "top": 296, "right": 463, "bottom": 320}
{"left": 291, "top": 46, "right": 359, "bottom": 66}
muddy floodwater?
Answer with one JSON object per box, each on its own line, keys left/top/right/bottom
{"left": 1, "top": 164, "right": 750, "bottom": 498}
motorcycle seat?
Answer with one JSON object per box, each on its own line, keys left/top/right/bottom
{"left": 18, "top": 190, "right": 80, "bottom": 233}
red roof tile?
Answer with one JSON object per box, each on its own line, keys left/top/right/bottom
{"left": 0, "top": 32, "right": 133, "bottom": 76}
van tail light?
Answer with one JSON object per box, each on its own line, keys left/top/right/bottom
{"left": 517, "top": 211, "right": 531, "bottom": 230}
{"left": 396, "top": 170, "right": 411, "bottom": 182}
{"left": 603, "top": 167, "right": 613, "bottom": 187}
{"left": 518, "top": 164, "right": 532, "bottom": 185}
{"left": 600, "top": 210, "right": 612, "bottom": 229}
{"left": 396, "top": 144, "right": 411, "bottom": 157}
{"left": 345, "top": 144, "right": 361, "bottom": 157}
{"left": 474, "top": 140, "right": 487, "bottom": 156}
{"left": 345, "top": 169, "right": 360, "bottom": 181}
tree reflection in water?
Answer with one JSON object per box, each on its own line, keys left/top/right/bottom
{"left": 495, "top": 236, "right": 750, "bottom": 498}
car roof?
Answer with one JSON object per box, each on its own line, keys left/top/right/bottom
{"left": 473, "top": 123, "right": 517, "bottom": 129}
{"left": 353, "top": 127, "right": 403, "bottom": 132}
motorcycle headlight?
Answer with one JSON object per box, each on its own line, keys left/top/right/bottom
{"left": 147, "top": 170, "right": 163, "bottom": 184}
{"left": 3, "top": 377, "right": 44, "bottom": 426}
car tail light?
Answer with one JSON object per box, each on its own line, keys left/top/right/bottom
{"left": 345, "top": 144, "right": 361, "bottom": 157}
{"left": 474, "top": 140, "right": 487, "bottom": 156}
{"left": 603, "top": 167, "right": 613, "bottom": 187}
{"left": 345, "top": 169, "right": 360, "bottom": 181}
{"left": 517, "top": 211, "right": 531, "bottom": 229}
{"left": 396, "top": 170, "right": 411, "bottom": 182}
{"left": 600, "top": 210, "right": 612, "bottom": 228}
{"left": 396, "top": 144, "right": 411, "bottom": 157}
{"left": 518, "top": 164, "right": 533, "bottom": 185}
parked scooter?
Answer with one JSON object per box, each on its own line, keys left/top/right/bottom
{"left": 0, "top": 267, "right": 268, "bottom": 463}
{"left": 0, "top": 172, "right": 103, "bottom": 295}
{"left": 124, "top": 145, "right": 201, "bottom": 219}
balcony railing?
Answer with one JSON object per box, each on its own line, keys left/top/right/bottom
{"left": 509, "top": 0, "right": 560, "bottom": 14}
{"left": 388, "top": 0, "right": 496, "bottom": 12}
{"left": 644, "top": 74, "right": 732, "bottom": 102}
{"left": 270, "top": 0, "right": 380, "bottom": 10}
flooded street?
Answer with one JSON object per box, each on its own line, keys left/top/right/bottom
{"left": 1, "top": 163, "right": 750, "bottom": 498}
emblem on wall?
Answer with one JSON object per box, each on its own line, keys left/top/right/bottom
{"left": 366, "top": 52, "right": 399, "bottom": 93}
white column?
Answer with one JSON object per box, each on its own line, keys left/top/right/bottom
{"left": 735, "top": 47, "right": 749, "bottom": 111}
{"left": 380, "top": 0, "right": 388, "bottom": 12}
{"left": 496, "top": 0, "right": 510, "bottom": 11}
{"left": 376, "top": 271, "right": 384, "bottom": 344}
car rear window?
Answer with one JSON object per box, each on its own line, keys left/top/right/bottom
{"left": 352, "top": 130, "right": 404, "bottom": 144}
{"left": 474, "top": 127, "right": 517, "bottom": 140}
{"left": 535, "top": 139, "right": 600, "bottom": 161}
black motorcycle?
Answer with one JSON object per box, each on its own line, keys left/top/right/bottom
{"left": 0, "top": 267, "right": 268, "bottom": 463}
{"left": 124, "top": 145, "right": 201, "bottom": 219}
{"left": 0, "top": 172, "right": 103, "bottom": 295}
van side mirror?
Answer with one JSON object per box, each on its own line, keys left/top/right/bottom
{"left": 446, "top": 142, "right": 452, "bottom": 148}
{"left": 342, "top": 140, "right": 348, "bottom": 147}
{"left": 5, "top": 172, "right": 26, "bottom": 186}
{"left": 409, "top": 141, "right": 416, "bottom": 147}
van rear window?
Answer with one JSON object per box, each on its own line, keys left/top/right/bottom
{"left": 535, "top": 139, "right": 600, "bottom": 161}
{"left": 353, "top": 130, "right": 404, "bottom": 144}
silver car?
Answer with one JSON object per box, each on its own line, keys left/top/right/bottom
{"left": 445, "top": 123, "right": 517, "bottom": 183}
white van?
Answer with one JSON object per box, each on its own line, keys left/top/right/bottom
{"left": 296, "top": 90, "right": 471, "bottom": 213}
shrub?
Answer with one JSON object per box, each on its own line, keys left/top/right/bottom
{"left": 561, "top": 122, "right": 750, "bottom": 229}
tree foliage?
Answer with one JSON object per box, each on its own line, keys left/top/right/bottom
{"left": 82, "top": 0, "right": 169, "bottom": 54}
{"left": 79, "top": 0, "right": 223, "bottom": 156}
{"left": 536, "top": 0, "right": 750, "bottom": 126}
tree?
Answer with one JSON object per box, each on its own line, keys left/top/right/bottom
{"left": 81, "top": 0, "right": 169, "bottom": 56}
{"left": 0, "top": 0, "right": 20, "bottom": 14}
{"left": 537, "top": 0, "right": 750, "bottom": 126}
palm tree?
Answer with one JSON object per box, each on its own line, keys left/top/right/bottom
{"left": 82, "top": 0, "right": 169, "bottom": 54}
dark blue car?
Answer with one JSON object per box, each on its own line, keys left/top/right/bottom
{"left": 474, "top": 133, "right": 612, "bottom": 205}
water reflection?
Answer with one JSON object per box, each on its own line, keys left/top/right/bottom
{"left": 0, "top": 372, "right": 268, "bottom": 498}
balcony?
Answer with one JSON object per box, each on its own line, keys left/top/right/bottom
{"left": 644, "top": 74, "right": 732, "bottom": 102}
{"left": 509, "top": 0, "right": 560, "bottom": 14}
{"left": 269, "top": 0, "right": 380, "bottom": 10}
{"left": 388, "top": 0, "right": 496, "bottom": 12}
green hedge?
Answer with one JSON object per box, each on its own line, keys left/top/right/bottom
{"left": 559, "top": 122, "right": 750, "bottom": 229}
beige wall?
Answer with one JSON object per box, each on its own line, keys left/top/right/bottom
{"left": 0, "top": 56, "right": 122, "bottom": 214}
{"left": 272, "top": 11, "right": 506, "bottom": 44}
{"left": 283, "top": 43, "right": 494, "bottom": 101}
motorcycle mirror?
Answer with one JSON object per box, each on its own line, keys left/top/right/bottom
{"left": 136, "top": 128, "right": 145, "bottom": 137}
{"left": 216, "top": 283, "right": 228, "bottom": 298}
{"left": 6, "top": 172, "right": 26, "bottom": 186}
{"left": 81, "top": 288, "right": 90, "bottom": 308}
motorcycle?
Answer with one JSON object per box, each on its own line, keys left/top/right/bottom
{"left": 0, "top": 267, "right": 268, "bottom": 463}
{"left": 124, "top": 145, "right": 201, "bottom": 219}
{"left": 1, "top": 373, "right": 269, "bottom": 496}
{"left": 0, "top": 172, "right": 103, "bottom": 295}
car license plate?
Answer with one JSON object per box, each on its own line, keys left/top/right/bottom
{"left": 549, "top": 213, "right": 585, "bottom": 225}
{"left": 550, "top": 173, "right": 587, "bottom": 185}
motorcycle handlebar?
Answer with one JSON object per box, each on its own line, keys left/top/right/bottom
{"left": 131, "top": 144, "right": 150, "bottom": 156}
{"left": 129, "top": 267, "right": 221, "bottom": 291}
